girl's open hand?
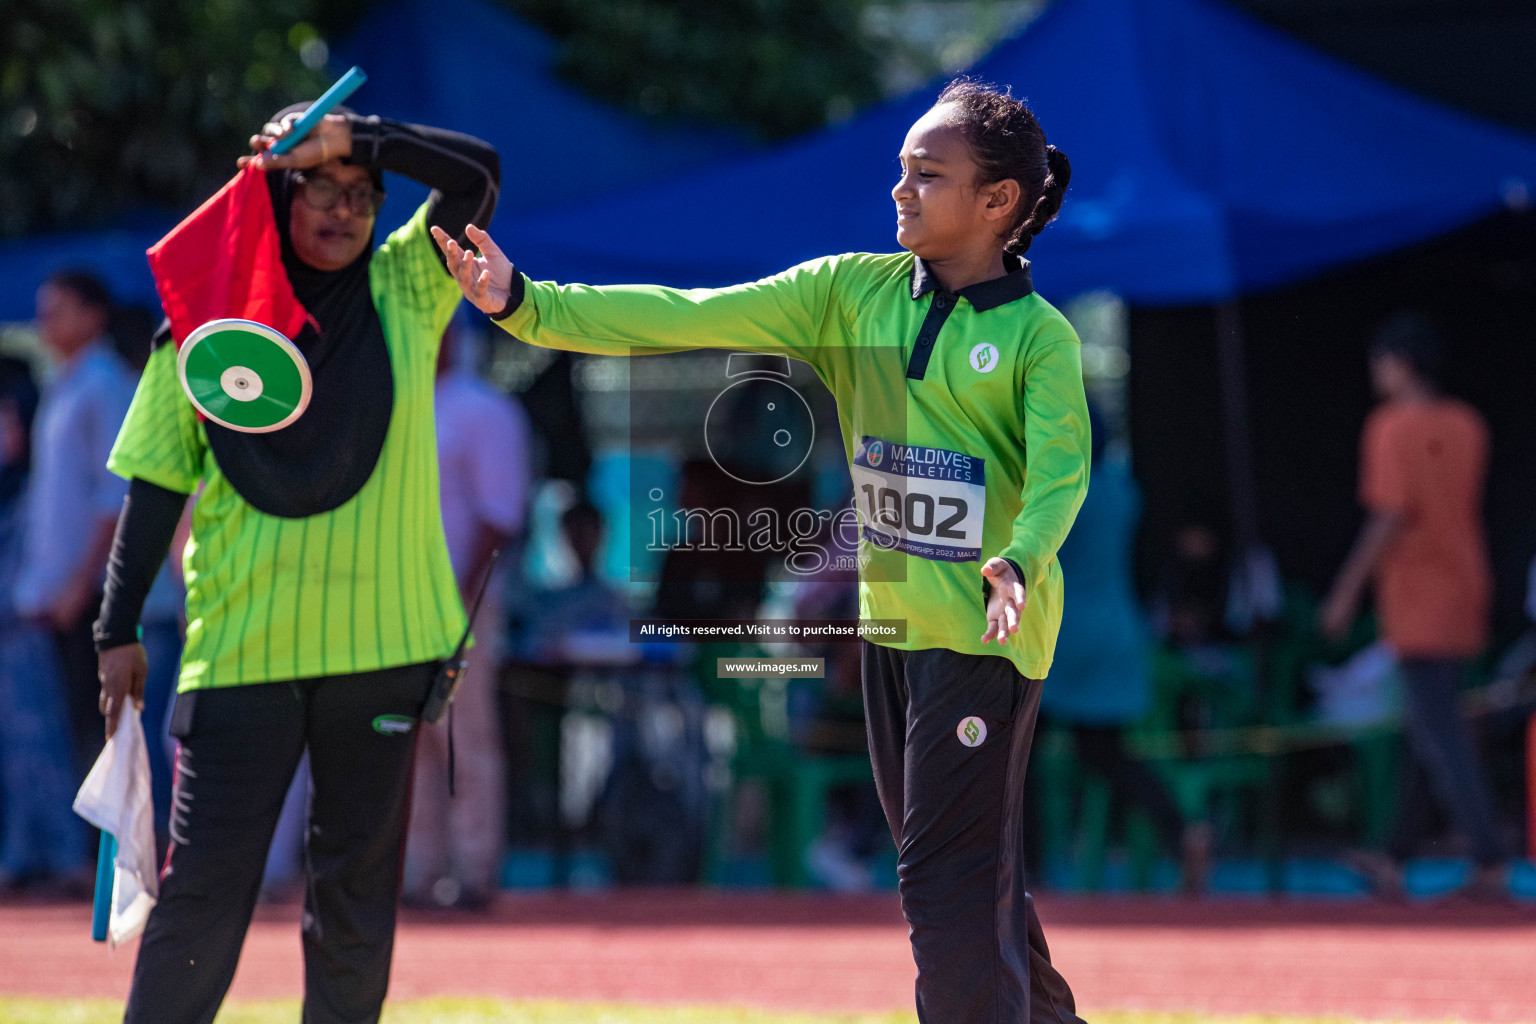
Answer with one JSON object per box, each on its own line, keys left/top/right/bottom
{"left": 980, "top": 557, "right": 1026, "bottom": 645}
{"left": 432, "top": 223, "right": 514, "bottom": 315}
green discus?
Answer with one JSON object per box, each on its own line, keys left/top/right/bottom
{"left": 176, "top": 319, "right": 312, "bottom": 433}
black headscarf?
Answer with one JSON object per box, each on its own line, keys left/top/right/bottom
{"left": 202, "top": 104, "right": 394, "bottom": 518}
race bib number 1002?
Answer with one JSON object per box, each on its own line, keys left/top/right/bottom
{"left": 850, "top": 436, "right": 985, "bottom": 562}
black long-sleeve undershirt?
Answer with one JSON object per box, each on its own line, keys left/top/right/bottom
{"left": 93, "top": 478, "right": 190, "bottom": 651}
{"left": 347, "top": 115, "right": 500, "bottom": 269}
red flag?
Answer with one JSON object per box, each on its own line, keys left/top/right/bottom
{"left": 146, "top": 163, "right": 311, "bottom": 347}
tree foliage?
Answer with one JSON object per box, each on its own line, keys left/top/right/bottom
{"left": 506, "top": 0, "right": 885, "bottom": 140}
{"left": 0, "top": 0, "right": 339, "bottom": 237}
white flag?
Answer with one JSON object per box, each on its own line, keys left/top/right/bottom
{"left": 73, "top": 706, "right": 159, "bottom": 948}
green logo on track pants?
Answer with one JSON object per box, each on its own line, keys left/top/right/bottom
{"left": 957, "top": 716, "right": 986, "bottom": 747}
{"left": 372, "top": 714, "right": 415, "bottom": 736}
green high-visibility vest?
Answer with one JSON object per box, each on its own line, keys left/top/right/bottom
{"left": 108, "top": 204, "right": 466, "bottom": 690}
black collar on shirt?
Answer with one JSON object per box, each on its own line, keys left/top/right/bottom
{"left": 909, "top": 252, "right": 1035, "bottom": 311}
{"left": 903, "top": 253, "right": 1035, "bottom": 380}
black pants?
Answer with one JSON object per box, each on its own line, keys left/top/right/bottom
{"left": 124, "top": 663, "right": 435, "bottom": 1024}
{"left": 862, "top": 641, "right": 1084, "bottom": 1024}
{"left": 1386, "top": 657, "right": 1505, "bottom": 867}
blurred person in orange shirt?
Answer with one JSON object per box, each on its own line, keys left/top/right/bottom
{"left": 1321, "top": 311, "right": 1507, "bottom": 901}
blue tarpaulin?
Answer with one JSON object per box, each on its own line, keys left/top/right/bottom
{"left": 506, "top": 0, "right": 1536, "bottom": 306}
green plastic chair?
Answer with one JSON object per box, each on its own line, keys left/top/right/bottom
{"left": 1270, "top": 587, "right": 1399, "bottom": 847}
{"left": 697, "top": 643, "right": 872, "bottom": 888}
{"left": 1034, "top": 726, "right": 1162, "bottom": 891}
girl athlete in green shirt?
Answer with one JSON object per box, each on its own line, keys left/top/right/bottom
{"left": 440, "top": 80, "right": 1090, "bottom": 1024}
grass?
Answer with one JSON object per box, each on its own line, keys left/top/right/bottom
{"left": 0, "top": 1001, "right": 1436, "bottom": 1024}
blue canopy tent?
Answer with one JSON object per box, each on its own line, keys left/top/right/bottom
{"left": 506, "top": 0, "right": 1536, "bottom": 306}
{"left": 1133, "top": 0, "right": 1536, "bottom": 294}
{"left": 0, "top": 0, "right": 743, "bottom": 323}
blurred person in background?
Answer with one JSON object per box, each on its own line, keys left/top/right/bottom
{"left": 514, "top": 499, "right": 713, "bottom": 884}
{"left": 501, "top": 497, "right": 631, "bottom": 854}
{"left": 404, "top": 315, "right": 530, "bottom": 911}
{"left": 1150, "top": 523, "right": 1229, "bottom": 649}
{"left": 1489, "top": 554, "right": 1536, "bottom": 694}
{"left": 0, "top": 351, "right": 88, "bottom": 894}
{"left": 17, "top": 271, "right": 134, "bottom": 774}
{"left": 0, "top": 357, "right": 38, "bottom": 508}
{"left": 1044, "top": 402, "right": 1211, "bottom": 893}
{"left": 515, "top": 500, "right": 628, "bottom": 663}
{"left": 1321, "top": 311, "right": 1507, "bottom": 901}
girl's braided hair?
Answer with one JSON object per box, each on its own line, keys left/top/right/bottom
{"left": 935, "top": 78, "right": 1071, "bottom": 255}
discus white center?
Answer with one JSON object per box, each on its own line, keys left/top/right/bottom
{"left": 220, "top": 366, "right": 264, "bottom": 402}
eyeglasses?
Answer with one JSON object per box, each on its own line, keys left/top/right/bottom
{"left": 294, "top": 173, "right": 386, "bottom": 215}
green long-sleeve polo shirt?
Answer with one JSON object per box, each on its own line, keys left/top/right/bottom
{"left": 496, "top": 250, "right": 1090, "bottom": 679}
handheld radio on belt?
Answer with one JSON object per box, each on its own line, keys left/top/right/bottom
{"left": 421, "top": 548, "right": 500, "bottom": 726}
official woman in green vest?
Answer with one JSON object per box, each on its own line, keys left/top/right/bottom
{"left": 95, "top": 108, "right": 498, "bottom": 1024}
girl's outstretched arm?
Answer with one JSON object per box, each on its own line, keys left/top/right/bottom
{"left": 433, "top": 223, "right": 840, "bottom": 365}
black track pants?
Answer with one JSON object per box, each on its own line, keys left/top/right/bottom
{"left": 862, "top": 641, "right": 1085, "bottom": 1024}
{"left": 123, "top": 663, "right": 435, "bottom": 1024}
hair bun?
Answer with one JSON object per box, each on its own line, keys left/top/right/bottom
{"left": 1044, "top": 144, "right": 1072, "bottom": 194}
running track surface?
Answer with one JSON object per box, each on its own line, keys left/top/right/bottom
{"left": 4, "top": 893, "right": 1534, "bottom": 1021}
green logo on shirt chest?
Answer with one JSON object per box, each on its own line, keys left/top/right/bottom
{"left": 969, "top": 343, "right": 1000, "bottom": 373}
